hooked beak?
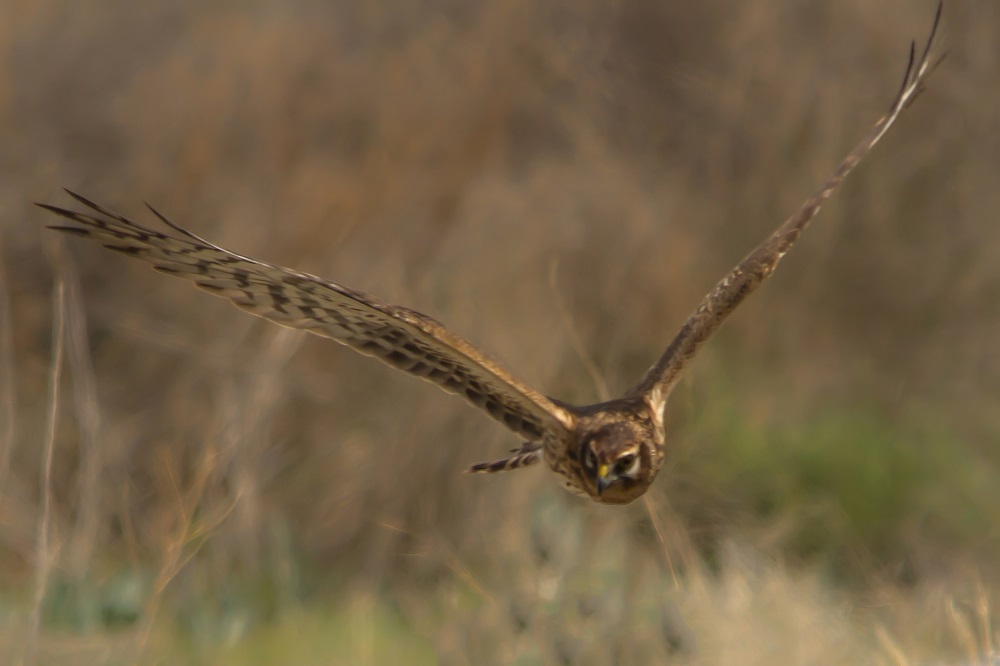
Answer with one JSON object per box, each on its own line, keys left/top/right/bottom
{"left": 596, "top": 463, "right": 614, "bottom": 496}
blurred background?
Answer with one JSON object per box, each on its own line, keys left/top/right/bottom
{"left": 1, "top": 0, "right": 998, "bottom": 663}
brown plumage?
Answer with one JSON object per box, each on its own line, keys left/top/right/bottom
{"left": 39, "top": 6, "right": 942, "bottom": 505}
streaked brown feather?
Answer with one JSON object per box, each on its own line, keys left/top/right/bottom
{"left": 627, "top": 3, "right": 944, "bottom": 416}
{"left": 40, "top": 192, "right": 575, "bottom": 443}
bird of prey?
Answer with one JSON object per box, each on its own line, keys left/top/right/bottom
{"left": 39, "top": 6, "right": 942, "bottom": 504}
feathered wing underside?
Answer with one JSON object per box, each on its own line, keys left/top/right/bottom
{"left": 628, "top": 3, "right": 944, "bottom": 411}
{"left": 467, "top": 441, "right": 543, "bottom": 474}
{"left": 39, "top": 192, "right": 575, "bottom": 441}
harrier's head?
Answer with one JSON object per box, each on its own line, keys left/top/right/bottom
{"left": 575, "top": 418, "right": 659, "bottom": 505}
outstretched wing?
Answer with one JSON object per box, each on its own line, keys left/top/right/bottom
{"left": 628, "top": 3, "right": 943, "bottom": 412}
{"left": 39, "top": 192, "right": 575, "bottom": 441}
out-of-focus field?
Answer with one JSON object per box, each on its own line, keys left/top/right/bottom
{"left": 1, "top": 1, "right": 998, "bottom": 663}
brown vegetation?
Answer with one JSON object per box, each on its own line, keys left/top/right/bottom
{"left": 2, "top": 0, "right": 998, "bottom": 662}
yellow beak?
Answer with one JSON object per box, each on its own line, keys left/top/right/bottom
{"left": 596, "top": 463, "right": 612, "bottom": 496}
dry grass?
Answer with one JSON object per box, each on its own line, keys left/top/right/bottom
{"left": 2, "top": 0, "right": 999, "bottom": 663}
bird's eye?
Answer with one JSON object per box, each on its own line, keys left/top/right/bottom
{"left": 615, "top": 453, "right": 637, "bottom": 475}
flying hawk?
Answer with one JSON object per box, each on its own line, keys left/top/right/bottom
{"left": 39, "top": 6, "right": 942, "bottom": 504}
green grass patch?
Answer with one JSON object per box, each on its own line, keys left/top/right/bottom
{"left": 183, "top": 599, "right": 436, "bottom": 666}
{"left": 682, "top": 382, "right": 999, "bottom": 578}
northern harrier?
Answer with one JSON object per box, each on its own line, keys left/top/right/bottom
{"left": 40, "top": 7, "right": 942, "bottom": 504}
